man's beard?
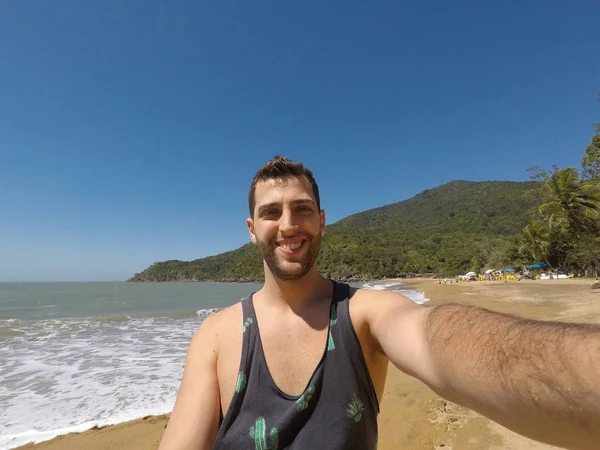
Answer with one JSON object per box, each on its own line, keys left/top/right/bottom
{"left": 257, "top": 232, "right": 321, "bottom": 281}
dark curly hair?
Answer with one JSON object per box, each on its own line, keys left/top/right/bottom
{"left": 248, "top": 156, "right": 321, "bottom": 217}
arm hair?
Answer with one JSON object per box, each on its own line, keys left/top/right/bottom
{"left": 425, "top": 304, "right": 600, "bottom": 449}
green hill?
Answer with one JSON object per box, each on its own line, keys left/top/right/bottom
{"left": 128, "top": 180, "right": 540, "bottom": 282}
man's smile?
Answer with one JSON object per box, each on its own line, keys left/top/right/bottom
{"left": 276, "top": 238, "right": 306, "bottom": 255}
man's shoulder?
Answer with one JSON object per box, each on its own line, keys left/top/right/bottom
{"left": 199, "top": 301, "right": 243, "bottom": 337}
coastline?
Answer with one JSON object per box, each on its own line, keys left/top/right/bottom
{"left": 14, "top": 278, "right": 599, "bottom": 450}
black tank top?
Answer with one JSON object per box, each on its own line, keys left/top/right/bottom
{"left": 214, "top": 281, "right": 379, "bottom": 449}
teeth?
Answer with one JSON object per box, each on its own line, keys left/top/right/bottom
{"left": 281, "top": 241, "right": 303, "bottom": 250}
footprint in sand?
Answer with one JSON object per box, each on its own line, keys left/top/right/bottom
{"left": 428, "top": 399, "right": 469, "bottom": 432}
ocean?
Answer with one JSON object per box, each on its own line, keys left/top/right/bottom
{"left": 0, "top": 281, "right": 427, "bottom": 449}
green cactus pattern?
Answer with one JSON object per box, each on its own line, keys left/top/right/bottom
{"left": 327, "top": 303, "right": 337, "bottom": 351}
{"left": 235, "top": 371, "right": 246, "bottom": 393}
{"left": 327, "top": 333, "right": 335, "bottom": 351}
{"left": 249, "top": 417, "right": 279, "bottom": 450}
{"left": 346, "top": 394, "right": 365, "bottom": 423}
{"left": 330, "top": 303, "right": 337, "bottom": 326}
{"left": 295, "top": 385, "right": 315, "bottom": 412}
{"left": 243, "top": 317, "right": 253, "bottom": 333}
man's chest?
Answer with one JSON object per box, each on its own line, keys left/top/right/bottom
{"left": 259, "top": 321, "right": 330, "bottom": 395}
{"left": 217, "top": 320, "right": 329, "bottom": 413}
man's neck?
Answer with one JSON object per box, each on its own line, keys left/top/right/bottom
{"left": 259, "top": 268, "right": 333, "bottom": 313}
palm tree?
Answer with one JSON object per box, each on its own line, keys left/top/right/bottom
{"left": 539, "top": 167, "right": 600, "bottom": 268}
{"left": 581, "top": 123, "right": 600, "bottom": 180}
{"left": 519, "top": 222, "right": 553, "bottom": 270}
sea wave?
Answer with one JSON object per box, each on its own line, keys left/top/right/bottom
{"left": 359, "top": 281, "right": 429, "bottom": 305}
{"left": 0, "top": 327, "right": 25, "bottom": 338}
{"left": 0, "top": 314, "right": 203, "bottom": 449}
{"left": 196, "top": 308, "right": 223, "bottom": 317}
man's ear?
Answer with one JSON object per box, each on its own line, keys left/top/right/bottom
{"left": 246, "top": 217, "right": 257, "bottom": 244}
{"left": 320, "top": 210, "right": 326, "bottom": 237}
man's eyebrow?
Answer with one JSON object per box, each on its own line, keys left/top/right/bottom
{"left": 258, "top": 202, "right": 279, "bottom": 211}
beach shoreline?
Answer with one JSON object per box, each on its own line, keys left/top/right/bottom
{"left": 13, "top": 278, "right": 599, "bottom": 450}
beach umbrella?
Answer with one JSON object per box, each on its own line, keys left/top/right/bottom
{"left": 484, "top": 269, "right": 496, "bottom": 274}
{"left": 526, "top": 263, "right": 549, "bottom": 269}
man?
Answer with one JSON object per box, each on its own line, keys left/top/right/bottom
{"left": 159, "top": 156, "right": 600, "bottom": 449}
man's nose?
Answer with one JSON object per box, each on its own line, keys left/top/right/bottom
{"left": 279, "top": 210, "right": 299, "bottom": 234}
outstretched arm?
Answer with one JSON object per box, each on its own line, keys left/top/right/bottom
{"left": 372, "top": 294, "right": 600, "bottom": 450}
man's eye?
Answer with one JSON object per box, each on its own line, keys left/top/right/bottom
{"left": 298, "top": 206, "right": 312, "bottom": 212}
{"left": 263, "top": 209, "right": 278, "bottom": 216}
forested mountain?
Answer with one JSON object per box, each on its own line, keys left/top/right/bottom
{"left": 128, "top": 180, "right": 539, "bottom": 281}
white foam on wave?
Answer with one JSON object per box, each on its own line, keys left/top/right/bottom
{"left": 195, "top": 308, "right": 223, "bottom": 317}
{"left": 0, "top": 315, "right": 205, "bottom": 449}
{"left": 358, "top": 281, "right": 429, "bottom": 305}
{"left": 396, "top": 289, "right": 429, "bottom": 305}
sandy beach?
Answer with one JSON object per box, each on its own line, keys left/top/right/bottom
{"left": 15, "top": 278, "right": 600, "bottom": 450}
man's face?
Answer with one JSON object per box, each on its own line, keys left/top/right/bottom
{"left": 247, "top": 176, "right": 325, "bottom": 281}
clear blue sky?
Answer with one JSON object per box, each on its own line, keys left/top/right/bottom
{"left": 1, "top": 0, "right": 598, "bottom": 281}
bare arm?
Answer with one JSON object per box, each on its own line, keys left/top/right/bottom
{"left": 372, "top": 295, "right": 600, "bottom": 450}
{"left": 159, "top": 315, "right": 221, "bottom": 450}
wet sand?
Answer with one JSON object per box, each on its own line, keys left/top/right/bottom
{"left": 16, "top": 278, "right": 599, "bottom": 450}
